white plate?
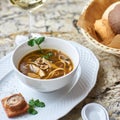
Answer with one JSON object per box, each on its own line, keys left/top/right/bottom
{"left": 0, "top": 41, "right": 99, "bottom": 120}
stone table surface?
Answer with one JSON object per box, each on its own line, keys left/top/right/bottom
{"left": 0, "top": 0, "right": 120, "bottom": 120}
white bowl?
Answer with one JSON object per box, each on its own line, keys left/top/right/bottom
{"left": 11, "top": 37, "right": 80, "bottom": 92}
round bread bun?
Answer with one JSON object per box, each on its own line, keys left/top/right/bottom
{"left": 108, "top": 4, "right": 120, "bottom": 34}
{"left": 102, "top": 1, "right": 120, "bottom": 20}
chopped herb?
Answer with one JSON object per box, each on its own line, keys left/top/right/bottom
{"left": 27, "top": 107, "right": 38, "bottom": 115}
{"left": 27, "top": 98, "right": 45, "bottom": 115}
{"left": 35, "top": 37, "right": 45, "bottom": 45}
{"left": 27, "top": 37, "right": 45, "bottom": 50}
{"left": 27, "top": 38, "right": 35, "bottom": 47}
{"left": 43, "top": 52, "right": 53, "bottom": 60}
{"left": 34, "top": 99, "right": 45, "bottom": 107}
{"left": 27, "top": 37, "right": 53, "bottom": 60}
{"left": 29, "top": 99, "right": 35, "bottom": 107}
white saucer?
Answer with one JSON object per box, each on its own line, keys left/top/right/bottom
{"left": 0, "top": 41, "right": 99, "bottom": 120}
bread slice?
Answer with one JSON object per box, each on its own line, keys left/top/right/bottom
{"left": 1, "top": 93, "right": 29, "bottom": 118}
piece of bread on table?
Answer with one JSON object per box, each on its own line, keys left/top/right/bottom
{"left": 1, "top": 93, "right": 29, "bottom": 118}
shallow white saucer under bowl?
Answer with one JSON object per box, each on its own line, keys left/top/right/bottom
{"left": 81, "top": 103, "right": 109, "bottom": 120}
{"left": 0, "top": 41, "right": 99, "bottom": 120}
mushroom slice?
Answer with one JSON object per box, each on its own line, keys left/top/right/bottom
{"left": 27, "top": 72, "right": 40, "bottom": 78}
{"left": 42, "top": 58, "right": 51, "bottom": 68}
{"left": 29, "top": 64, "right": 40, "bottom": 73}
{"left": 34, "top": 57, "right": 42, "bottom": 66}
{"left": 40, "top": 64, "right": 49, "bottom": 70}
{"left": 39, "top": 69, "right": 45, "bottom": 78}
{"left": 6, "top": 93, "right": 26, "bottom": 112}
{"left": 59, "top": 55, "right": 70, "bottom": 65}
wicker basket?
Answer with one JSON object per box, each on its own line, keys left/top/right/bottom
{"left": 77, "top": 0, "right": 120, "bottom": 56}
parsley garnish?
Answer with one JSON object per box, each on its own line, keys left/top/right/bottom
{"left": 27, "top": 107, "right": 38, "bottom": 115}
{"left": 29, "top": 99, "right": 35, "bottom": 107}
{"left": 34, "top": 99, "right": 45, "bottom": 107}
{"left": 27, "top": 37, "right": 45, "bottom": 50}
{"left": 43, "top": 52, "right": 53, "bottom": 60}
{"left": 27, "top": 99, "right": 45, "bottom": 115}
{"left": 27, "top": 37, "right": 53, "bottom": 59}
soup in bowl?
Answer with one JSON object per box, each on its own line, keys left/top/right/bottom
{"left": 12, "top": 37, "right": 80, "bottom": 92}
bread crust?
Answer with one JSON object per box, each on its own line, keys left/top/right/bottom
{"left": 1, "top": 93, "right": 29, "bottom": 118}
{"left": 94, "top": 19, "right": 115, "bottom": 45}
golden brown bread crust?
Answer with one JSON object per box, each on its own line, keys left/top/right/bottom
{"left": 1, "top": 93, "right": 29, "bottom": 118}
{"left": 108, "top": 34, "right": 120, "bottom": 48}
{"left": 94, "top": 19, "right": 115, "bottom": 45}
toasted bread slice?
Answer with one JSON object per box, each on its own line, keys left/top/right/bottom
{"left": 1, "top": 93, "right": 29, "bottom": 118}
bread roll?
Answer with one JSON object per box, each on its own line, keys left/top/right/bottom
{"left": 108, "top": 4, "right": 120, "bottom": 34}
{"left": 108, "top": 34, "right": 120, "bottom": 49}
{"left": 102, "top": 1, "right": 120, "bottom": 20}
{"left": 94, "top": 19, "right": 115, "bottom": 45}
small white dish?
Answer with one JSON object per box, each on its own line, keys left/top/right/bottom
{"left": 81, "top": 103, "right": 109, "bottom": 120}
